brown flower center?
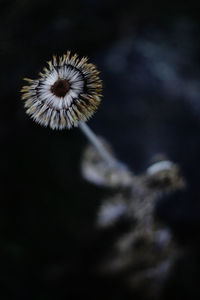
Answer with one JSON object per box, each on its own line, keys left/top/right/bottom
{"left": 50, "top": 78, "right": 70, "bottom": 97}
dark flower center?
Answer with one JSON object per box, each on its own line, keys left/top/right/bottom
{"left": 51, "top": 78, "right": 70, "bottom": 97}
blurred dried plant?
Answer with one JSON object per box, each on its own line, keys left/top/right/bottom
{"left": 81, "top": 139, "right": 185, "bottom": 299}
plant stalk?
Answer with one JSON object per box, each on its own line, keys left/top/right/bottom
{"left": 79, "top": 122, "right": 126, "bottom": 170}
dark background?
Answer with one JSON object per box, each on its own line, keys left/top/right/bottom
{"left": 1, "top": 0, "right": 200, "bottom": 299}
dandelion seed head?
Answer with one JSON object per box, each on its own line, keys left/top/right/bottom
{"left": 21, "top": 51, "right": 103, "bottom": 130}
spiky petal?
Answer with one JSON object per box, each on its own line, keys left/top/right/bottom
{"left": 21, "top": 51, "right": 103, "bottom": 130}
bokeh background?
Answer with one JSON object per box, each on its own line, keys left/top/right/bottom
{"left": 1, "top": 0, "right": 200, "bottom": 299}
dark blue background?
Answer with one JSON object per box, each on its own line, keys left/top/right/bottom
{"left": 1, "top": 1, "right": 200, "bottom": 299}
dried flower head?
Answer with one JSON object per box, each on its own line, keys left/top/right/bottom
{"left": 21, "top": 51, "right": 102, "bottom": 129}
